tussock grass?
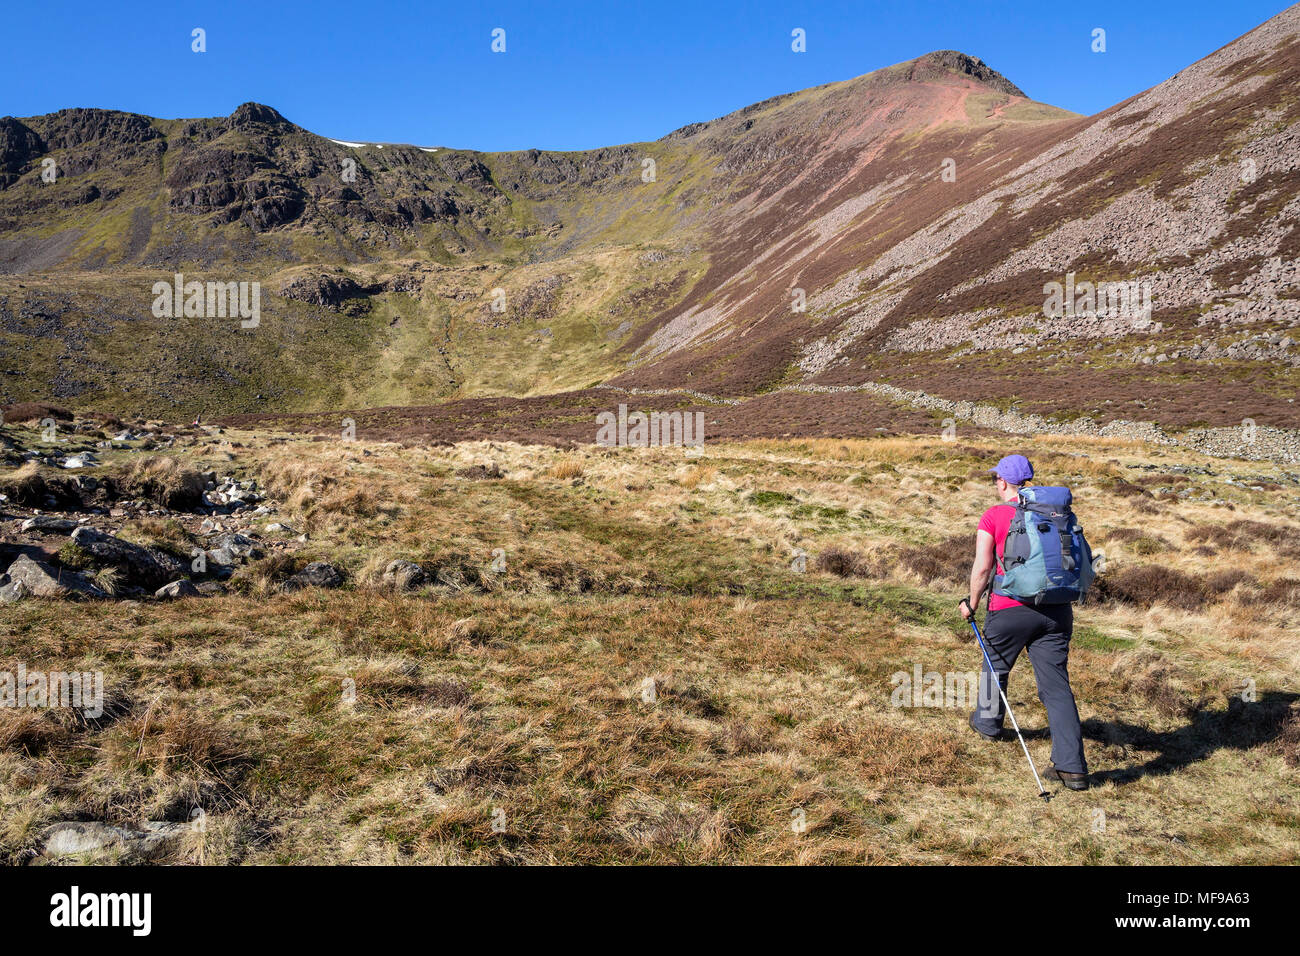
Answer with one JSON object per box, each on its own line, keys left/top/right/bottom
{"left": 123, "top": 517, "right": 196, "bottom": 556}
{"left": 0, "top": 461, "right": 51, "bottom": 506}
{"left": 2, "top": 430, "right": 1297, "bottom": 864}
{"left": 109, "top": 456, "right": 206, "bottom": 510}
{"left": 545, "top": 458, "right": 585, "bottom": 480}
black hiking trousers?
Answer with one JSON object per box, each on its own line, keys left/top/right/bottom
{"left": 969, "top": 602, "right": 1087, "bottom": 774}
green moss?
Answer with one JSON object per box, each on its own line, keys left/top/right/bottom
{"left": 55, "top": 541, "right": 94, "bottom": 570}
{"left": 792, "top": 503, "right": 849, "bottom": 521}
{"left": 747, "top": 490, "right": 799, "bottom": 508}
{"left": 1073, "top": 626, "right": 1137, "bottom": 652}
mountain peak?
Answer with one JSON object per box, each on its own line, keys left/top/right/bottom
{"left": 228, "top": 102, "right": 291, "bottom": 129}
{"left": 905, "top": 51, "right": 1026, "bottom": 97}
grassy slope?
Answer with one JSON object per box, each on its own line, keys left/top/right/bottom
{"left": 2, "top": 432, "right": 1296, "bottom": 863}
{"left": 0, "top": 235, "right": 706, "bottom": 415}
{"left": 0, "top": 120, "right": 721, "bottom": 416}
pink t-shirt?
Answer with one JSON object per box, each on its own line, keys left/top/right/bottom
{"left": 978, "top": 504, "right": 1026, "bottom": 611}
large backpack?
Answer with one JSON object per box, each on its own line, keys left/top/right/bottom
{"left": 993, "top": 486, "right": 1095, "bottom": 605}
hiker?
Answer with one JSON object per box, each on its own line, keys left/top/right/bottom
{"left": 959, "top": 454, "right": 1093, "bottom": 791}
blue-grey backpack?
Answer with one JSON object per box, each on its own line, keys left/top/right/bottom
{"left": 993, "top": 486, "right": 1095, "bottom": 605}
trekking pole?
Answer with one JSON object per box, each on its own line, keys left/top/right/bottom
{"left": 960, "top": 598, "right": 1051, "bottom": 802}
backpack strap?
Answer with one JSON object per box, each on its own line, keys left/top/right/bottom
{"left": 1001, "top": 503, "right": 1029, "bottom": 569}
{"left": 992, "top": 503, "right": 1028, "bottom": 594}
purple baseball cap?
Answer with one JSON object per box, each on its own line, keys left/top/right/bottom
{"left": 988, "top": 454, "right": 1033, "bottom": 484}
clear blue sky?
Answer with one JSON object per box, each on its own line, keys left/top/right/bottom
{"left": 4, "top": 0, "right": 1290, "bottom": 151}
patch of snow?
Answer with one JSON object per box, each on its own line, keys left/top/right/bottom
{"left": 329, "top": 139, "right": 365, "bottom": 148}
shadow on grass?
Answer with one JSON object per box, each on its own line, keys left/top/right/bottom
{"left": 1083, "top": 691, "right": 1299, "bottom": 786}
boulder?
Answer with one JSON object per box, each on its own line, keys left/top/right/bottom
{"left": 204, "top": 546, "right": 240, "bottom": 570}
{"left": 5, "top": 554, "right": 106, "bottom": 599}
{"left": 69, "top": 526, "right": 188, "bottom": 590}
{"left": 382, "top": 559, "right": 427, "bottom": 591}
{"left": 42, "top": 821, "right": 190, "bottom": 863}
{"left": 203, "top": 532, "right": 259, "bottom": 572}
{"left": 213, "top": 532, "right": 259, "bottom": 559}
{"left": 155, "top": 579, "right": 201, "bottom": 600}
{"left": 282, "top": 561, "right": 344, "bottom": 592}
{"left": 20, "top": 515, "right": 78, "bottom": 534}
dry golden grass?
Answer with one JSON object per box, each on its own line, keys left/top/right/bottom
{"left": 0, "top": 461, "right": 48, "bottom": 505}
{"left": 677, "top": 463, "right": 718, "bottom": 489}
{"left": 111, "top": 456, "right": 206, "bottom": 509}
{"left": 545, "top": 458, "right": 585, "bottom": 480}
{"left": 1, "top": 430, "right": 1297, "bottom": 864}
{"left": 122, "top": 516, "right": 195, "bottom": 555}
{"left": 258, "top": 454, "right": 345, "bottom": 513}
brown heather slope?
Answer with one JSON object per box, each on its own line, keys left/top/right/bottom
{"left": 0, "top": 10, "right": 1298, "bottom": 442}
{"left": 613, "top": 7, "right": 1300, "bottom": 434}
{"left": 216, "top": 386, "right": 995, "bottom": 446}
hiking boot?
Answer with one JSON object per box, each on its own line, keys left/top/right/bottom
{"left": 1042, "top": 764, "right": 1089, "bottom": 791}
{"left": 968, "top": 714, "right": 1005, "bottom": 742}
